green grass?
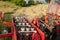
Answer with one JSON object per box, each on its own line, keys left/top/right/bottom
{"left": 0, "top": 13, "right": 12, "bottom": 40}
{"left": 0, "top": 37, "right": 12, "bottom": 40}
{"left": 3, "top": 13, "right": 12, "bottom": 22}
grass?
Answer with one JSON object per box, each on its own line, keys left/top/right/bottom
{"left": 3, "top": 13, "right": 12, "bottom": 22}
{"left": 0, "top": 13, "right": 12, "bottom": 40}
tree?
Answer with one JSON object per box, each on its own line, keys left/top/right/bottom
{"left": 16, "top": 0, "right": 26, "bottom": 6}
{"left": 10, "top": 0, "right": 26, "bottom": 7}
{"left": 10, "top": 0, "right": 17, "bottom": 3}
{"left": 0, "top": 0, "right": 10, "bottom": 1}
{"left": 28, "top": 0, "right": 35, "bottom": 6}
{"left": 45, "top": 0, "right": 50, "bottom": 3}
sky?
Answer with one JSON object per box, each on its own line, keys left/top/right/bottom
{"left": 24, "top": 0, "right": 29, "bottom": 4}
{"left": 24, "top": 0, "right": 47, "bottom": 4}
{"left": 39, "top": 0, "right": 47, "bottom": 3}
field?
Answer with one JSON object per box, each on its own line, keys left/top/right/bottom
{"left": 0, "top": 1, "right": 49, "bottom": 20}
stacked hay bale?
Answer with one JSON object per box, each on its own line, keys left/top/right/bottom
{"left": 0, "top": 1, "right": 18, "bottom": 13}
{"left": 13, "top": 4, "right": 49, "bottom": 20}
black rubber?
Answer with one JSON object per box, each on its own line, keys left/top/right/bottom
{"left": 55, "top": 34, "right": 60, "bottom": 40}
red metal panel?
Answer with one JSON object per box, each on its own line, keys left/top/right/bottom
{"left": 0, "top": 12, "right": 2, "bottom": 18}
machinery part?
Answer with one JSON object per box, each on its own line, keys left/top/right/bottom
{"left": 39, "top": 18, "right": 57, "bottom": 40}
{"left": 32, "top": 18, "right": 40, "bottom": 28}
{"left": 32, "top": 18, "right": 54, "bottom": 32}
{"left": 24, "top": 17, "right": 45, "bottom": 40}
{"left": 13, "top": 17, "right": 45, "bottom": 40}
{"left": 32, "top": 17, "right": 57, "bottom": 40}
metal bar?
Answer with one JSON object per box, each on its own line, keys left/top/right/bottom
{"left": 47, "top": 0, "right": 53, "bottom": 13}
{"left": 0, "top": 33, "right": 13, "bottom": 38}
{"left": 12, "top": 17, "right": 17, "bottom": 40}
